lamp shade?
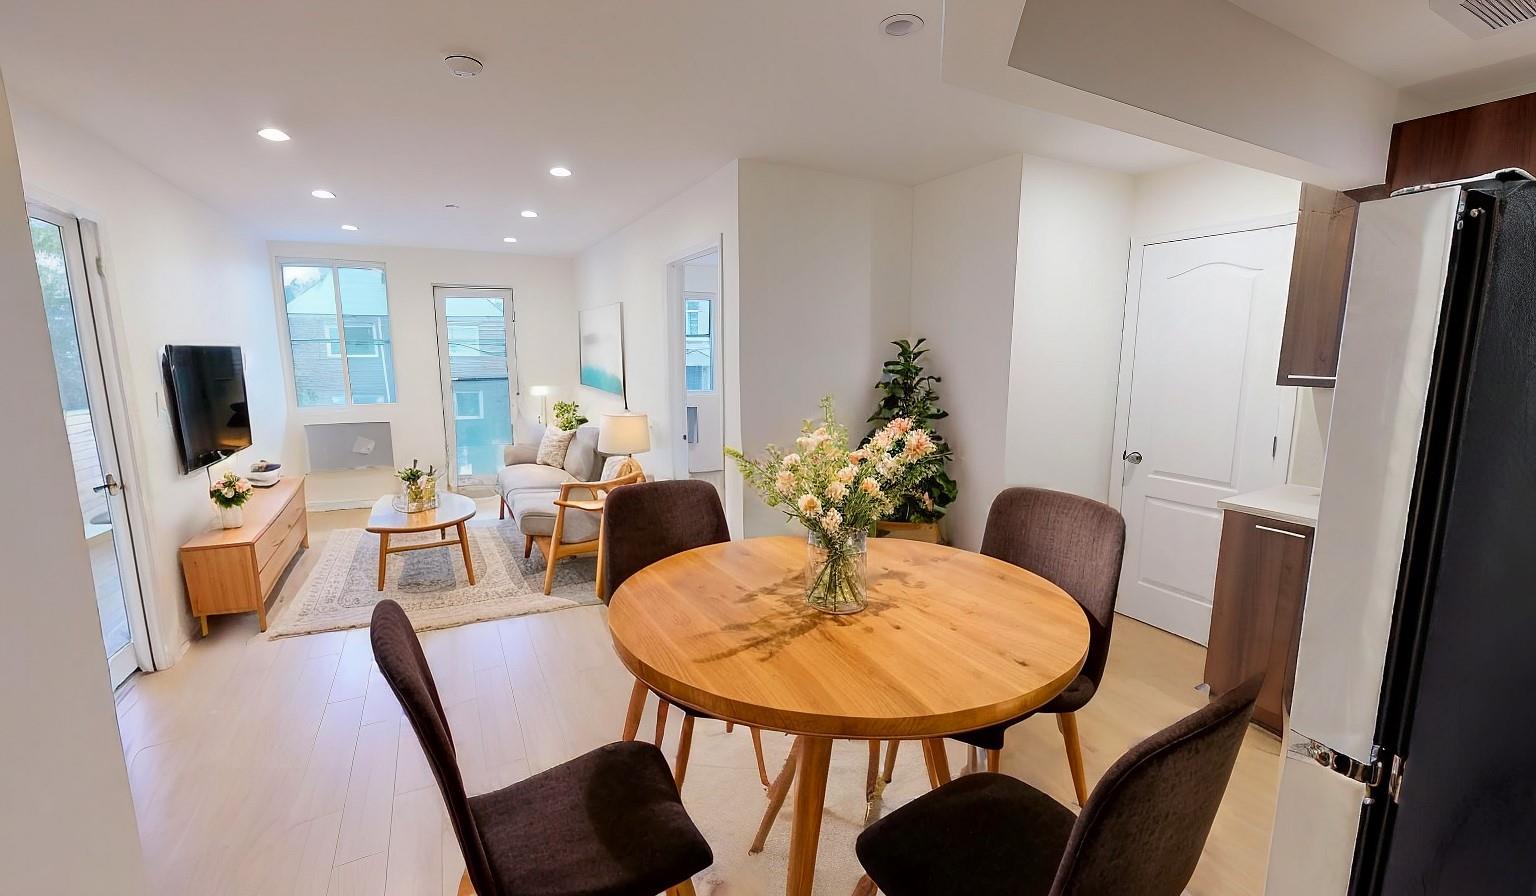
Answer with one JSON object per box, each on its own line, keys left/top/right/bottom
{"left": 528, "top": 385, "right": 551, "bottom": 397}
{"left": 598, "top": 412, "right": 651, "bottom": 455}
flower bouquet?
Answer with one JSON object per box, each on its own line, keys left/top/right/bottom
{"left": 727, "top": 397, "right": 938, "bottom": 614}
{"left": 210, "top": 471, "right": 255, "bottom": 529}
{"left": 394, "top": 459, "right": 439, "bottom": 513}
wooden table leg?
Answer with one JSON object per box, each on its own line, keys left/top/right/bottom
{"left": 376, "top": 532, "right": 390, "bottom": 591}
{"left": 751, "top": 737, "right": 801, "bottom": 854}
{"left": 457, "top": 522, "right": 476, "bottom": 586}
{"left": 786, "top": 736, "right": 833, "bottom": 896}
{"left": 621, "top": 680, "right": 648, "bottom": 741}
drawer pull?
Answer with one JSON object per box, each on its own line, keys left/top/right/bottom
{"left": 1254, "top": 524, "right": 1306, "bottom": 539}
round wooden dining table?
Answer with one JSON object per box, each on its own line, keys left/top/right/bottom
{"left": 607, "top": 535, "right": 1090, "bottom": 895}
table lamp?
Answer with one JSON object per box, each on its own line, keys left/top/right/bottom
{"left": 529, "top": 385, "right": 551, "bottom": 425}
{"left": 598, "top": 412, "right": 650, "bottom": 478}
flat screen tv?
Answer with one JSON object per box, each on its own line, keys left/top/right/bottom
{"left": 162, "top": 345, "right": 252, "bottom": 474}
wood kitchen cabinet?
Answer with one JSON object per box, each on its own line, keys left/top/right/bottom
{"left": 1204, "top": 509, "right": 1313, "bottom": 733}
{"left": 1275, "top": 184, "right": 1358, "bottom": 388}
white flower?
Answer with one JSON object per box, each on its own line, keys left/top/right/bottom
{"left": 820, "top": 508, "right": 843, "bottom": 530}
{"left": 826, "top": 481, "right": 848, "bottom": 502}
{"left": 797, "top": 494, "right": 822, "bottom": 516}
{"left": 781, "top": 453, "right": 801, "bottom": 468}
{"left": 860, "top": 477, "right": 881, "bottom": 496}
{"left": 835, "top": 465, "right": 857, "bottom": 484}
{"left": 795, "top": 435, "right": 815, "bottom": 451}
{"left": 903, "top": 429, "right": 936, "bottom": 460}
{"left": 869, "top": 429, "right": 893, "bottom": 451}
{"left": 222, "top": 487, "right": 236, "bottom": 499}
{"left": 878, "top": 455, "right": 902, "bottom": 478}
{"left": 921, "top": 492, "right": 936, "bottom": 510}
{"left": 775, "top": 470, "right": 796, "bottom": 494}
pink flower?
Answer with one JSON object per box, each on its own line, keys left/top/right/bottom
{"left": 826, "top": 481, "right": 848, "bottom": 502}
{"left": 848, "top": 449, "right": 869, "bottom": 464}
{"left": 860, "top": 477, "right": 881, "bottom": 496}
{"left": 889, "top": 418, "right": 914, "bottom": 435}
{"left": 781, "top": 453, "right": 801, "bottom": 468}
{"left": 903, "top": 430, "right": 935, "bottom": 460}
{"left": 775, "top": 470, "right": 796, "bottom": 494}
{"left": 835, "top": 465, "right": 858, "bottom": 484}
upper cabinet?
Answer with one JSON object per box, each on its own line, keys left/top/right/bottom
{"left": 1388, "top": 93, "right": 1536, "bottom": 193}
{"left": 1276, "top": 184, "right": 1358, "bottom": 388}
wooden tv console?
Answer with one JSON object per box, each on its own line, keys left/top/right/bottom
{"left": 180, "top": 476, "right": 308, "bottom": 635}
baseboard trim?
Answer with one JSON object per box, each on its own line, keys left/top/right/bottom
{"left": 306, "top": 499, "right": 377, "bottom": 512}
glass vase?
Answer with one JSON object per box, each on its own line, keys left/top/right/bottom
{"left": 805, "top": 529, "right": 868, "bottom": 614}
{"left": 218, "top": 504, "right": 244, "bottom": 529}
{"left": 395, "top": 474, "right": 440, "bottom": 513}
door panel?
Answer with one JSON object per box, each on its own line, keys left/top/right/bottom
{"left": 1118, "top": 225, "right": 1296, "bottom": 645}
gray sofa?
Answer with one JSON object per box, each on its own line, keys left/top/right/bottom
{"left": 498, "top": 421, "right": 611, "bottom": 547}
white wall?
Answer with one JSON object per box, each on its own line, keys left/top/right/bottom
{"left": 0, "top": 71, "right": 148, "bottom": 896}
{"left": 909, "top": 156, "right": 1024, "bottom": 550}
{"left": 266, "top": 242, "right": 578, "bottom": 508}
{"left": 1008, "top": 156, "right": 1137, "bottom": 503}
{"left": 736, "top": 161, "right": 913, "bottom": 536}
{"left": 575, "top": 161, "right": 742, "bottom": 528}
{"left": 13, "top": 102, "right": 288, "bottom": 661}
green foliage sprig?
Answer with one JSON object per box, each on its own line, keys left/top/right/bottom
{"left": 552, "top": 400, "right": 588, "bottom": 431}
{"left": 867, "top": 338, "right": 956, "bottom": 523}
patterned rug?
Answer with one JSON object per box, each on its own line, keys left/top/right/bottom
{"left": 267, "top": 520, "right": 601, "bottom": 637}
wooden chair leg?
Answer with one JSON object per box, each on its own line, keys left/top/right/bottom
{"left": 750, "top": 727, "right": 771, "bottom": 788}
{"left": 922, "top": 738, "right": 952, "bottom": 787}
{"left": 987, "top": 748, "right": 1002, "bottom": 773}
{"left": 725, "top": 721, "right": 734, "bottom": 733}
{"left": 457, "top": 869, "right": 474, "bottom": 895}
{"left": 543, "top": 509, "right": 566, "bottom": 595}
{"left": 667, "top": 880, "right": 698, "bottom": 896}
{"left": 376, "top": 532, "right": 390, "bottom": 591}
{"left": 621, "top": 680, "right": 647, "bottom": 741}
{"left": 522, "top": 533, "right": 533, "bottom": 558}
{"left": 654, "top": 699, "right": 670, "bottom": 747}
{"left": 865, "top": 739, "right": 880, "bottom": 800}
{"left": 1058, "top": 712, "right": 1090, "bottom": 806}
{"left": 852, "top": 874, "right": 878, "bottom": 896}
{"left": 499, "top": 496, "right": 506, "bottom": 520}
{"left": 674, "top": 715, "right": 696, "bottom": 789}
{"left": 751, "top": 737, "right": 802, "bottom": 854}
{"left": 881, "top": 739, "right": 899, "bottom": 783}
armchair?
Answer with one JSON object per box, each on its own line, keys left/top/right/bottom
{"left": 522, "top": 470, "right": 644, "bottom": 596}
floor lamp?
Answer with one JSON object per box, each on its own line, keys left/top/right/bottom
{"left": 529, "top": 385, "right": 551, "bottom": 425}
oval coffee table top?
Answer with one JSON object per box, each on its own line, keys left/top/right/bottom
{"left": 365, "top": 491, "right": 478, "bottom": 534}
{"left": 608, "top": 536, "right": 1090, "bottom": 739}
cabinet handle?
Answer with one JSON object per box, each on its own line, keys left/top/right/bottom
{"left": 1254, "top": 524, "right": 1307, "bottom": 539}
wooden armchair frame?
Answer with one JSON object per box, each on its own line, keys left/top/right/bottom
{"left": 524, "top": 469, "right": 645, "bottom": 596}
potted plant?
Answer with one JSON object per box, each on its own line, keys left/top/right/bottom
{"left": 552, "top": 400, "right": 588, "bottom": 431}
{"left": 209, "top": 470, "right": 255, "bottom": 529}
{"left": 728, "top": 397, "right": 938, "bottom": 614}
{"left": 866, "top": 338, "right": 956, "bottom": 542}
{"left": 394, "top": 459, "right": 439, "bottom": 513}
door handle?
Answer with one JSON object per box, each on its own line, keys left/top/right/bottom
{"left": 1122, "top": 450, "right": 1143, "bottom": 465}
{"left": 92, "top": 473, "right": 122, "bottom": 496}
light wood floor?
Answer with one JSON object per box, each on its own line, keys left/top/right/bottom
{"left": 113, "top": 500, "right": 1280, "bottom": 895}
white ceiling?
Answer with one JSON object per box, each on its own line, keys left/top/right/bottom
{"left": 1228, "top": 0, "right": 1536, "bottom": 94}
{"left": 0, "top": 0, "right": 1196, "bottom": 255}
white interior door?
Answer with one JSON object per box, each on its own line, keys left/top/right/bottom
{"left": 1115, "top": 223, "right": 1296, "bottom": 645}
{"left": 668, "top": 244, "right": 725, "bottom": 495}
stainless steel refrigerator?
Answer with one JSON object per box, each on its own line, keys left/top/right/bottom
{"left": 1268, "top": 171, "right": 1536, "bottom": 894}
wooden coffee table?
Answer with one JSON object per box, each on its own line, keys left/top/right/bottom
{"left": 365, "top": 492, "right": 479, "bottom": 591}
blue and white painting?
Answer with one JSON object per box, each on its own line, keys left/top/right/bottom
{"left": 579, "top": 303, "right": 626, "bottom": 398}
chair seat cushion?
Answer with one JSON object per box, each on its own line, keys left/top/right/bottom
{"left": 953, "top": 675, "right": 1098, "bottom": 750}
{"left": 856, "top": 772, "right": 1075, "bottom": 896}
{"left": 469, "top": 741, "right": 712, "bottom": 896}
{"left": 510, "top": 490, "right": 601, "bottom": 544}
{"left": 498, "top": 462, "right": 577, "bottom": 496}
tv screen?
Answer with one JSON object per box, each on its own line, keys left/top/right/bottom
{"left": 163, "top": 345, "right": 252, "bottom": 474}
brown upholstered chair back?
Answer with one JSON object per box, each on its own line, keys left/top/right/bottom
{"left": 370, "top": 600, "right": 496, "bottom": 894}
{"left": 602, "top": 479, "right": 731, "bottom": 602}
{"left": 980, "top": 487, "right": 1126, "bottom": 689}
{"left": 1050, "top": 679, "right": 1259, "bottom": 896}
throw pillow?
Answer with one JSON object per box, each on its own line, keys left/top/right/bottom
{"left": 536, "top": 426, "right": 577, "bottom": 468}
{"left": 600, "top": 454, "right": 628, "bottom": 481}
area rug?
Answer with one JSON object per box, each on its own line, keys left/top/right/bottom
{"left": 266, "top": 520, "right": 601, "bottom": 637}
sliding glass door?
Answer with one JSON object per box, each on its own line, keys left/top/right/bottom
{"left": 434, "top": 287, "right": 517, "bottom": 491}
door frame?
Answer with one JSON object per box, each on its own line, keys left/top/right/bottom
{"left": 1108, "top": 214, "right": 1298, "bottom": 510}
{"left": 665, "top": 239, "right": 725, "bottom": 482}
{"left": 431, "top": 285, "right": 518, "bottom": 494}
{"left": 27, "top": 200, "right": 155, "bottom": 683}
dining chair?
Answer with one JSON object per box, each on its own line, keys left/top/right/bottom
{"left": 854, "top": 678, "right": 1260, "bottom": 896}
{"left": 603, "top": 479, "right": 773, "bottom": 789}
{"left": 930, "top": 486, "right": 1125, "bottom": 804}
{"left": 370, "top": 600, "right": 713, "bottom": 896}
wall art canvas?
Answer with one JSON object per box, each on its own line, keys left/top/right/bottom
{"left": 578, "top": 303, "right": 626, "bottom": 398}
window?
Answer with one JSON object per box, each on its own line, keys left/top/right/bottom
{"left": 447, "top": 322, "right": 484, "bottom": 357}
{"left": 454, "top": 390, "right": 484, "bottom": 420}
{"left": 684, "top": 296, "right": 714, "bottom": 392}
{"left": 280, "top": 262, "right": 396, "bottom": 406}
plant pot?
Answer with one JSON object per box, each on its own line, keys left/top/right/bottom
{"left": 875, "top": 519, "right": 942, "bottom": 544}
{"left": 805, "top": 529, "right": 868, "bottom": 614}
{"left": 394, "top": 474, "right": 440, "bottom": 513}
{"left": 218, "top": 504, "right": 244, "bottom": 529}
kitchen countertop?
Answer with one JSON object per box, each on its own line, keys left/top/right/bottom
{"left": 1218, "top": 484, "right": 1321, "bottom": 528}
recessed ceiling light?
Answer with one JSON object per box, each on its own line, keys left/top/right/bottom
{"left": 521, "top": 209, "right": 538, "bottom": 218}
{"left": 549, "top": 166, "right": 572, "bottom": 177}
{"left": 341, "top": 224, "right": 358, "bottom": 231}
{"left": 257, "top": 127, "right": 291, "bottom": 142}
{"left": 311, "top": 189, "right": 337, "bottom": 200}
{"left": 444, "top": 203, "right": 461, "bottom": 209}
{"left": 881, "top": 13, "right": 924, "bottom": 36}
{"left": 503, "top": 236, "right": 518, "bottom": 243}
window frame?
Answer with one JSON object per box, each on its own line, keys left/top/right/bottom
{"left": 274, "top": 257, "right": 395, "bottom": 408}
{"left": 323, "top": 320, "right": 383, "bottom": 359}
{"left": 453, "top": 389, "right": 485, "bottom": 420}
{"left": 682, "top": 291, "right": 716, "bottom": 394}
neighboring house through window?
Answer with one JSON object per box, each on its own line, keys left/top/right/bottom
{"left": 280, "top": 261, "right": 397, "bottom": 406}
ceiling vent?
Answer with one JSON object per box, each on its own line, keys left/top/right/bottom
{"left": 1431, "top": 0, "right": 1536, "bottom": 37}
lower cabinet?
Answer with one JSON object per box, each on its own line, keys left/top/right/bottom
{"left": 1204, "top": 510, "right": 1314, "bottom": 733}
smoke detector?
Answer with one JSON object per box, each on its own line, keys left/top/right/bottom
{"left": 444, "top": 55, "right": 484, "bottom": 78}
{"left": 1430, "top": 0, "right": 1536, "bottom": 37}
{"left": 880, "top": 14, "right": 924, "bottom": 36}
